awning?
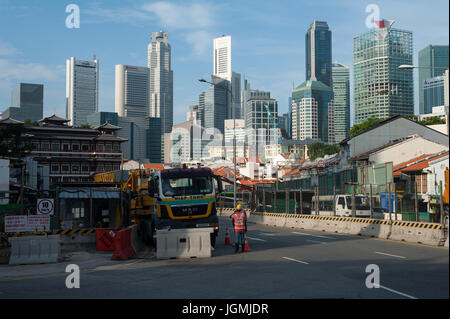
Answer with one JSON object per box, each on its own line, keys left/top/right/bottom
{"left": 58, "top": 188, "right": 120, "bottom": 199}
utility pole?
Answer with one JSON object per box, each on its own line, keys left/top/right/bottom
{"left": 388, "top": 182, "right": 392, "bottom": 221}
{"left": 414, "top": 179, "right": 419, "bottom": 222}
{"left": 369, "top": 184, "right": 373, "bottom": 219}
{"left": 351, "top": 184, "right": 356, "bottom": 217}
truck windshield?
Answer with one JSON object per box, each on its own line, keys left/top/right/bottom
{"left": 346, "top": 196, "right": 370, "bottom": 210}
{"left": 161, "top": 176, "right": 213, "bottom": 197}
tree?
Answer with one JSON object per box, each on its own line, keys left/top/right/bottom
{"left": 0, "top": 124, "right": 32, "bottom": 159}
{"left": 349, "top": 118, "right": 381, "bottom": 137}
{"left": 308, "top": 142, "right": 340, "bottom": 161}
{"left": 23, "top": 119, "right": 38, "bottom": 126}
{"left": 78, "top": 123, "right": 92, "bottom": 129}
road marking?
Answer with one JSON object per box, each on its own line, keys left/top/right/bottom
{"left": 259, "top": 232, "right": 276, "bottom": 236}
{"left": 375, "top": 252, "right": 406, "bottom": 259}
{"left": 306, "top": 239, "right": 325, "bottom": 244}
{"left": 247, "top": 236, "right": 267, "bottom": 242}
{"left": 282, "top": 257, "right": 309, "bottom": 265}
{"left": 376, "top": 284, "right": 417, "bottom": 299}
{"left": 292, "top": 231, "right": 332, "bottom": 239}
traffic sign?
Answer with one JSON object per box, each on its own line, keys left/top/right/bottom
{"left": 317, "top": 159, "right": 325, "bottom": 168}
{"left": 37, "top": 198, "right": 55, "bottom": 216}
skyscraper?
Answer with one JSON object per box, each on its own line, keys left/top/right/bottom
{"left": 203, "top": 76, "right": 229, "bottom": 135}
{"left": 306, "top": 20, "right": 332, "bottom": 88}
{"left": 418, "top": 45, "right": 449, "bottom": 114}
{"left": 332, "top": 62, "right": 350, "bottom": 143}
{"left": 1, "top": 83, "right": 43, "bottom": 122}
{"left": 66, "top": 56, "right": 99, "bottom": 127}
{"left": 423, "top": 76, "right": 446, "bottom": 110}
{"left": 213, "top": 35, "right": 241, "bottom": 120}
{"left": 353, "top": 24, "right": 413, "bottom": 125}
{"left": 291, "top": 80, "right": 334, "bottom": 143}
{"left": 115, "top": 65, "right": 149, "bottom": 118}
{"left": 148, "top": 31, "right": 173, "bottom": 134}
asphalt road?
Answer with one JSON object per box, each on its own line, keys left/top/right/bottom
{"left": 0, "top": 217, "right": 448, "bottom": 299}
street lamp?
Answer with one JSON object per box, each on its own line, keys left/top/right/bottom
{"left": 199, "top": 77, "right": 237, "bottom": 209}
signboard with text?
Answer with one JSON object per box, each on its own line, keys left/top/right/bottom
{"left": 37, "top": 198, "right": 55, "bottom": 216}
{"left": 4, "top": 215, "right": 50, "bottom": 233}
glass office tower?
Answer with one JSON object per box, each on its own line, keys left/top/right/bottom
{"left": 353, "top": 27, "right": 414, "bottom": 125}
{"left": 306, "top": 20, "right": 332, "bottom": 88}
{"left": 332, "top": 62, "right": 350, "bottom": 143}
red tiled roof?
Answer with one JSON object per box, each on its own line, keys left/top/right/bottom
{"left": 393, "top": 152, "right": 449, "bottom": 176}
{"left": 143, "top": 164, "right": 165, "bottom": 171}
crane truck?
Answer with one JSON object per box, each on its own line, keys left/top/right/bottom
{"left": 93, "top": 167, "right": 223, "bottom": 247}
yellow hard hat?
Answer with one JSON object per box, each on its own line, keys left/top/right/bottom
{"left": 236, "top": 203, "right": 242, "bottom": 210}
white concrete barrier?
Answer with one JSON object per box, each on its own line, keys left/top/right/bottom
{"left": 248, "top": 213, "right": 444, "bottom": 246}
{"left": 155, "top": 227, "right": 214, "bottom": 259}
{"left": 9, "top": 235, "right": 61, "bottom": 265}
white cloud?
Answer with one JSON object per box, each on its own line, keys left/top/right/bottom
{"left": 0, "top": 59, "right": 63, "bottom": 81}
{"left": 0, "top": 40, "right": 21, "bottom": 56}
{"left": 184, "top": 30, "right": 213, "bottom": 55}
{"left": 141, "top": 2, "right": 216, "bottom": 30}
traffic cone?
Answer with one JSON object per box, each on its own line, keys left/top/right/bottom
{"left": 244, "top": 234, "right": 250, "bottom": 252}
{"left": 225, "top": 226, "right": 232, "bottom": 245}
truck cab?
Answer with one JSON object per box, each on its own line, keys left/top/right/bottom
{"left": 335, "top": 195, "right": 371, "bottom": 217}
{"left": 143, "top": 167, "right": 223, "bottom": 247}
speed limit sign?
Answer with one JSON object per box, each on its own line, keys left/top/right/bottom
{"left": 37, "top": 198, "right": 55, "bottom": 216}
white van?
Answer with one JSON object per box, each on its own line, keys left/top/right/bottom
{"left": 312, "top": 195, "right": 371, "bottom": 217}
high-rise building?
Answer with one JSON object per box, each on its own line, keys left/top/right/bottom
{"left": 423, "top": 76, "right": 445, "bottom": 110}
{"left": 306, "top": 20, "right": 332, "bottom": 88}
{"left": 203, "top": 75, "right": 230, "bottom": 135}
{"left": 213, "top": 35, "right": 241, "bottom": 120}
{"left": 117, "top": 116, "right": 147, "bottom": 162}
{"left": 245, "top": 95, "right": 278, "bottom": 160}
{"left": 277, "top": 113, "right": 290, "bottom": 138}
{"left": 332, "top": 62, "right": 350, "bottom": 143}
{"left": 353, "top": 25, "right": 413, "bottom": 125}
{"left": 214, "top": 36, "right": 232, "bottom": 81}
{"left": 66, "top": 56, "right": 99, "bottom": 127}
{"left": 186, "top": 105, "right": 201, "bottom": 125}
{"left": 115, "top": 65, "right": 149, "bottom": 118}
{"left": 418, "top": 45, "right": 449, "bottom": 114}
{"left": 148, "top": 31, "right": 173, "bottom": 134}
{"left": 146, "top": 117, "right": 162, "bottom": 163}
{"left": 1, "top": 83, "right": 43, "bottom": 122}
{"left": 292, "top": 80, "right": 334, "bottom": 143}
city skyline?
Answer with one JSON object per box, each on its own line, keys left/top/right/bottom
{"left": 0, "top": 0, "right": 449, "bottom": 126}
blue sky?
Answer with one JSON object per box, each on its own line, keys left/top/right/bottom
{"left": 0, "top": 0, "right": 448, "bottom": 126}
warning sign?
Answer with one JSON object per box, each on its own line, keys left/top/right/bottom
{"left": 37, "top": 198, "right": 54, "bottom": 216}
{"left": 4, "top": 215, "right": 50, "bottom": 232}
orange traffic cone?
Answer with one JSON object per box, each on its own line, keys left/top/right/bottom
{"left": 225, "top": 226, "right": 232, "bottom": 245}
{"left": 244, "top": 234, "right": 250, "bottom": 252}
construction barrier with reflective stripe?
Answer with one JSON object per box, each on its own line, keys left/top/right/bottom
{"left": 9, "top": 235, "right": 61, "bottom": 265}
{"left": 247, "top": 212, "right": 446, "bottom": 246}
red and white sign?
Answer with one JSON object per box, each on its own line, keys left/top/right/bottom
{"left": 317, "top": 159, "right": 325, "bottom": 168}
{"left": 4, "top": 215, "right": 50, "bottom": 232}
{"left": 37, "top": 198, "right": 54, "bottom": 216}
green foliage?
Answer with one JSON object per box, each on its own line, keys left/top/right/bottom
{"left": 419, "top": 116, "right": 446, "bottom": 126}
{"left": 0, "top": 124, "right": 32, "bottom": 159}
{"left": 308, "top": 142, "right": 340, "bottom": 161}
{"left": 349, "top": 118, "right": 381, "bottom": 137}
{"left": 78, "top": 123, "right": 92, "bottom": 129}
{"left": 23, "top": 119, "right": 38, "bottom": 126}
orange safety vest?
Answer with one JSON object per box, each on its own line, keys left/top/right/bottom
{"left": 233, "top": 211, "right": 246, "bottom": 232}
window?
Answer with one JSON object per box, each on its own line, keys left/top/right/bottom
{"left": 82, "top": 165, "right": 89, "bottom": 172}
{"left": 81, "top": 144, "right": 89, "bottom": 151}
{"left": 106, "top": 144, "right": 112, "bottom": 151}
{"left": 72, "top": 144, "right": 80, "bottom": 151}
{"left": 51, "top": 165, "right": 59, "bottom": 172}
{"left": 72, "top": 165, "right": 79, "bottom": 172}
{"left": 62, "top": 165, "right": 70, "bottom": 172}
{"left": 32, "top": 143, "right": 39, "bottom": 150}
{"left": 113, "top": 144, "right": 119, "bottom": 151}
{"left": 63, "top": 144, "right": 69, "bottom": 151}
{"left": 52, "top": 143, "right": 59, "bottom": 151}
{"left": 42, "top": 143, "right": 50, "bottom": 151}
{"left": 98, "top": 144, "right": 104, "bottom": 152}
{"left": 338, "top": 197, "right": 345, "bottom": 208}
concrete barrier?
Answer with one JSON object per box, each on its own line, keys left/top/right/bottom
{"left": 60, "top": 232, "right": 96, "bottom": 253}
{"left": 248, "top": 213, "right": 445, "bottom": 247}
{"left": 155, "top": 227, "right": 214, "bottom": 259}
{"left": 9, "top": 235, "right": 61, "bottom": 265}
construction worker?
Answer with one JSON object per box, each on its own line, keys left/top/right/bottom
{"left": 230, "top": 203, "right": 247, "bottom": 253}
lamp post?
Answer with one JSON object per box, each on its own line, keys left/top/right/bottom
{"left": 199, "top": 77, "right": 237, "bottom": 209}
